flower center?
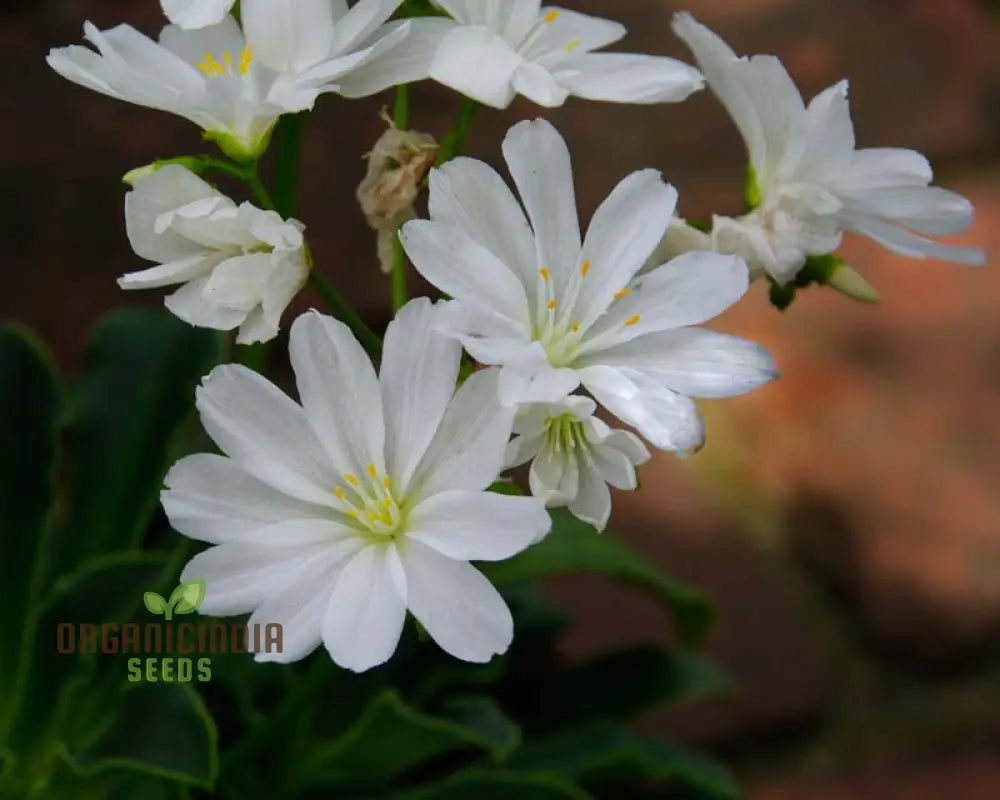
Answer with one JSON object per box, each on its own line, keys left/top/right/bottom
{"left": 545, "top": 412, "right": 589, "bottom": 454}
{"left": 531, "top": 262, "right": 641, "bottom": 367}
{"left": 331, "top": 464, "right": 404, "bottom": 540}
{"left": 197, "top": 46, "right": 254, "bottom": 79}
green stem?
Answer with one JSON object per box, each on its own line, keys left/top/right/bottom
{"left": 308, "top": 270, "right": 383, "bottom": 357}
{"left": 436, "top": 98, "right": 480, "bottom": 165}
{"left": 272, "top": 114, "right": 306, "bottom": 219}
{"left": 390, "top": 85, "right": 412, "bottom": 312}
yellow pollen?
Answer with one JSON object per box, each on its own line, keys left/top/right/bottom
{"left": 344, "top": 473, "right": 360, "bottom": 487}
{"left": 197, "top": 62, "right": 216, "bottom": 77}
{"left": 581, "top": 260, "right": 591, "bottom": 277}
{"left": 547, "top": 299, "right": 558, "bottom": 310}
{"left": 203, "top": 51, "right": 224, "bottom": 75}
{"left": 367, "top": 463, "right": 378, "bottom": 480}
{"left": 566, "top": 39, "right": 582, "bottom": 51}
{"left": 571, "top": 321, "right": 580, "bottom": 332}
{"left": 368, "top": 513, "right": 379, "bottom": 522}
{"left": 346, "top": 509, "right": 359, "bottom": 519}
{"left": 223, "top": 50, "right": 233, "bottom": 70}
{"left": 334, "top": 487, "right": 345, "bottom": 500}
{"left": 545, "top": 10, "right": 560, "bottom": 22}
{"left": 384, "top": 497, "right": 393, "bottom": 507}
{"left": 613, "top": 288, "right": 632, "bottom": 299}
{"left": 383, "top": 476, "right": 392, "bottom": 489}
{"left": 239, "top": 46, "right": 254, "bottom": 75}
{"left": 625, "top": 314, "right": 641, "bottom": 326}
{"left": 539, "top": 267, "right": 551, "bottom": 281}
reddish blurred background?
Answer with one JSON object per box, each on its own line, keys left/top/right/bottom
{"left": 3, "top": 0, "right": 999, "bottom": 796}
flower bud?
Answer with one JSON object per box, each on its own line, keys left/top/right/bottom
{"left": 123, "top": 156, "right": 203, "bottom": 186}
{"left": 826, "top": 263, "right": 880, "bottom": 303}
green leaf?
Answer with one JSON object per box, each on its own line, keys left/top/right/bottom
{"left": 143, "top": 592, "right": 167, "bottom": 616}
{"left": 438, "top": 696, "right": 521, "bottom": 761}
{"left": 538, "top": 646, "right": 731, "bottom": 727}
{"left": 510, "top": 723, "right": 742, "bottom": 800}
{"left": 53, "top": 309, "right": 221, "bottom": 577}
{"left": 168, "top": 580, "right": 206, "bottom": 616}
{"left": 302, "top": 689, "right": 519, "bottom": 790}
{"left": 63, "top": 683, "right": 217, "bottom": 790}
{"left": 8, "top": 552, "right": 171, "bottom": 754}
{"left": 482, "top": 511, "right": 715, "bottom": 645}
{"left": 395, "top": 768, "right": 592, "bottom": 800}
{"left": 0, "top": 326, "right": 61, "bottom": 740}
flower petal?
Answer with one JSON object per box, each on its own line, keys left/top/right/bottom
{"left": 241, "top": 0, "right": 335, "bottom": 72}
{"left": 322, "top": 545, "right": 407, "bottom": 672}
{"left": 567, "top": 455, "right": 612, "bottom": 531}
{"left": 401, "top": 541, "right": 513, "bottom": 663}
{"left": 511, "top": 62, "right": 569, "bottom": 106}
{"left": 429, "top": 25, "right": 521, "bottom": 108}
{"left": 840, "top": 212, "right": 986, "bottom": 266}
{"left": 554, "top": 53, "right": 703, "bottom": 104}
{"left": 408, "top": 490, "right": 550, "bottom": 561}
{"left": 161, "top": 0, "right": 235, "bottom": 30}
{"left": 529, "top": 446, "right": 580, "bottom": 506}
{"left": 381, "top": 298, "right": 462, "bottom": 494}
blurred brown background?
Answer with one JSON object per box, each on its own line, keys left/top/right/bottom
{"left": 4, "top": 0, "right": 1000, "bottom": 797}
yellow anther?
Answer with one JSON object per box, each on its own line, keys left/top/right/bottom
{"left": 223, "top": 51, "right": 233, "bottom": 70}
{"left": 547, "top": 299, "right": 558, "bottom": 310}
{"left": 613, "top": 288, "right": 632, "bottom": 299}
{"left": 368, "top": 513, "right": 380, "bottom": 522}
{"left": 346, "top": 509, "right": 359, "bottom": 519}
{"left": 345, "top": 473, "right": 360, "bottom": 487}
{"left": 197, "top": 62, "right": 215, "bottom": 77}
{"left": 581, "top": 260, "right": 591, "bottom": 277}
{"left": 383, "top": 476, "right": 392, "bottom": 489}
{"left": 571, "top": 321, "right": 580, "bottom": 333}
{"left": 334, "top": 487, "right": 346, "bottom": 500}
{"left": 203, "top": 52, "right": 224, "bottom": 75}
{"left": 566, "top": 39, "right": 582, "bottom": 51}
{"left": 367, "top": 463, "right": 378, "bottom": 480}
{"left": 625, "top": 314, "right": 641, "bottom": 326}
{"left": 384, "top": 497, "right": 393, "bottom": 507}
{"left": 239, "top": 46, "right": 254, "bottom": 75}
{"left": 545, "top": 10, "right": 560, "bottom": 22}
{"left": 539, "top": 267, "right": 551, "bottom": 281}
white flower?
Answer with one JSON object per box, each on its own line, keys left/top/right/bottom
{"left": 119, "top": 165, "right": 308, "bottom": 344}
{"left": 47, "top": 1, "right": 447, "bottom": 160}
{"left": 400, "top": 118, "right": 777, "bottom": 454}
{"left": 164, "top": 299, "right": 550, "bottom": 671}
{"left": 427, "top": 1, "right": 703, "bottom": 108}
{"left": 505, "top": 396, "right": 650, "bottom": 531}
{"left": 672, "top": 12, "right": 985, "bottom": 284}
{"left": 161, "top": 0, "right": 234, "bottom": 30}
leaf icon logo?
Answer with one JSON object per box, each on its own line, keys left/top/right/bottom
{"left": 143, "top": 580, "right": 207, "bottom": 620}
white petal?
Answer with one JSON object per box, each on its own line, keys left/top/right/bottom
{"left": 838, "top": 186, "right": 975, "bottom": 236}
{"left": 603, "top": 429, "right": 651, "bottom": 466}
{"left": 400, "top": 221, "right": 531, "bottom": 331}
{"left": 335, "top": 18, "right": 453, "bottom": 97}
{"left": 529, "top": 446, "right": 580, "bottom": 506}
{"left": 567, "top": 455, "right": 612, "bottom": 531}
{"left": 833, "top": 148, "right": 932, "bottom": 192}
{"left": 554, "top": 53, "right": 703, "bottom": 104}
{"left": 118, "top": 254, "right": 214, "bottom": 290}
{"left": 195, "top": 364, "right": 339, "bottom": 505}
{"left": 428, "top": 157, "right": 537, "bottom": 288}
{"left": 511, "top": 62, "right": 569, "bottom": 106}
{"left": 786, "top": 80, "right": 855, "bottom": 183}
{"left": 331, "top": 0, "right": 403, "bottom": 52}
{"left": 580, "top": 365, "right": 705, "bottom": 453}
{"left": 574, "top": 171, "right": 678, "bottom": 329}
{"left": 180, "top": 540, "right": 335, "bottom": 616}
{"left": 251, "top": 539, "right": 364, "bottom": 663}
{"left": 201, "top": 253, "right": 273, "bottom": 310}
{"left": 428, "top": 25, "right": 521, "bottom": 108}
{"left": 401, "top": 541, "right": 513, "bottom": 663}
{"left": 411, "top": 368, "right": 516, "bottom": 497}
{"left": 161, "top": 0, "right": 235, "bottom": 30}
{"left": 504, "top": 431, "right": 546, "bottom": 468}
{"left": 840, "top": 212, "right": 986, "bottom": 266}
{"left": 289, "top": 311, "right": 386, "bottom": 480}
{"left": 322, "top": 545, "right": 407, "bottom": 672}
{"left": 590, "top": 443, "right": 638, "bottom": 491}
{"left": 585, "top": 327, "right": 778, "bottom": 399}
{"left": 521, "top": 9, "right": 624, "bottom": 60}
{"left": 242, "top": 0, "right": 335, "bottom": 72}
{"left": 502, "top": 119, "right": 582, "bottom": 289}
{"left": 381, "top": 298, "right": 462, "bottom": 494}
{"left": 497, "top": 364, "right": 580, "bottom": 407}
{"left": 162, "top": 453, "right": 337, "bottom": 543}
{"left": 407, "top": 490, "right": 550, "bottom": 561}
{"left": 164, "top": 277, "right": 246, "bottom": 331}
{"left": 580, "top": 251, "right": 749, "bottom": 351}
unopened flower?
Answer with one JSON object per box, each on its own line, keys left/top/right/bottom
{"left": 357, "top": 117, "right": 439, "bottom": 273}
{"left": 671, "top": 13, "right": 985, "bottom": 284}
{"left": 164, "top": 300, "right": 550, "bottom": 671}
{"left": 119, "top": 165, "right": 308, "bottom": 344}
{"left": 161, "top": 0, "right": 234, "bottom": 30}
{"left": 428, "top": 1, "right": 703, "bottom": 108}
{"left": 47, "top": 1, "right": 447, "bottom": 161}
{"left": 506, "top": 396, "right": 650, "bottom": 531}
{"left": 401, "top": 119, "right": 777, "bottom": 454}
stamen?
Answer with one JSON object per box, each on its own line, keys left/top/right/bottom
{"left": 625, "top": 315, "right": 641, "bottom": 326}
{"left": 223, "top": 51, "right": 233, "bottom": 70}
{"left": 345, "top": 509, "right": 359, "bottom": 519}
{"left": 613, "top": 288, "right": 631, "bottom": 299}
{"left": 545, "top": 10, "right": 560, "bottom": 22}
{"left": 344, "top": 473, "right": 360, "bottom": 487}
{"left": 539, "top": 267, "right": 551, "bottom": 282}
{"left": 383, "top": 476, "right": 392, "bottom": 489}
{"left": 547, "top": 299, "right": 558, "bottom": 310}
{"left": 571, "top": 321, "right": 580, "bottom": 333}
{"left": 334, "top": 487, "right": 346, "bottom": 500}
{"left": 203, "top": 52, "right": 224, "bottom": 75}
{"left": 566, "top": 39, "right": 582, "bottom": 51}
{"left": 581, "top": 260, "right": 591, "bottom": 277}
{"left": 239, "top": 46, "right": 254, "bottom": 75}
{"left": 197, "top": 62, "right": 216, "bottom": 77}
{"left": 367, "top": 463, "right": 378, "bottom": 480}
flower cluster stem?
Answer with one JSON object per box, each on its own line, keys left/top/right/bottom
{"left": 390, "top": 85, "right": 412, "bottom": 313}
{"left": 436, "top": 98, "right": 480, "bottom": 166}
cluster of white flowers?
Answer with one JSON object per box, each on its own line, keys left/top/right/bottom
{"left": 50, "top": 1, "right": 983, "bottom": 671}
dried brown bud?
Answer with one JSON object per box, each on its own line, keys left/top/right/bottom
{"left": 357, "top": 114, "right": 438, "bottom": 272}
